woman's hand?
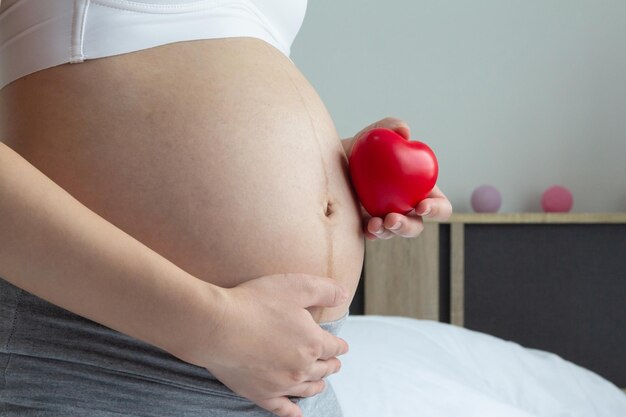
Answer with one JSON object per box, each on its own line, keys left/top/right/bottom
{"left": 181, "top": 273, "right": 350, "bottom": 417}
{"left": 343, "top": 117, "right": 453, "bottom": 240}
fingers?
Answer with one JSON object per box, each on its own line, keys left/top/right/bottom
{"left": 319, "top": 334, "right": 349, "bottom": 360}
{"left": 365, "top": 217, "right": 393, "bottom": 240}
{"left": 254, "top": 359, "right": 342, "bottom": 416}
{"left": 282, "top": 359, "right": 339, "bottom": 398}
{"left": 362, "top": 184, "right": 453, "bottom": 240}
{"left": 365, "top": 214, "right": 424, "bottom": 239}
{"left": 306, "top": 357, "right": 342, "bottom": 379}
{"left": 256, "top": 397, "right": 303, "bottom": 417}
{"left": 354, "top": 117, "right": 411, "bottom": 142}
{"left": 252, "top": 383, "right": 328, "bottom": 417}
{"left": 383, "top": 212, "right": 424, "bottom": 237}
{"left": 414, "top": 185, "right": 453, "bottom": 221}
{"left": 297, "top": 275, "right": 349, "bottom": 309}
{"left": 287, "top": 380, "right": 327, "bottom": 399}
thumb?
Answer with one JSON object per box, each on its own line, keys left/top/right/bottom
{"left": 297, "top": 275, "right": 349, "bottom": 309}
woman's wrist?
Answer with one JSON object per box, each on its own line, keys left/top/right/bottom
{"left": 168, "top": 278, "right": 230, "bottom": 366}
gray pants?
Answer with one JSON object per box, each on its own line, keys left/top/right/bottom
{"left": 0, "top": 278, "right": 348, "bottom": 416}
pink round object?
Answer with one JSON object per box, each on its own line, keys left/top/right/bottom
{"left": 541, "top": 185, "right": 573, "bottom": 212}
{"left": 471, "top": 185, "right": 502, "bottom": 213}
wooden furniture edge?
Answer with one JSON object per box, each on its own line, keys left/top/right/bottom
{"left": 450, "top": 223, "right": 464, "bottom": 327}
{"left": 364, "top": 223, "right": 439, "bottom": 320}
{"left": 364, "top": 213, "right": 626, "bottom": 389}
{"left": 425, "top": 212, "right": 626, "bottom": 224}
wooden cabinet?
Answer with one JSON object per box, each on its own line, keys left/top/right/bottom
{"left": 360, "top": 213, "right": 626, "bottom": 389}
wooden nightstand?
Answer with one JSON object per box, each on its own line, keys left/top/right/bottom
{"left": 363, "top": 213, "right": 626, "bottom": 389}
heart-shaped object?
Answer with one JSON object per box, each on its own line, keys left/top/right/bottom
{"left": 348, "top": 127, "right": 438, "bottom": 217}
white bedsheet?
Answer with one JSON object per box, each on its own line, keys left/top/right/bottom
{"left": 328, "top": 315, "right": 626, "bottom": 417}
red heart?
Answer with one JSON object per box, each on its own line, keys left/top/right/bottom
{"left": 348, "top": 127, "right": 438, "bottom": 217}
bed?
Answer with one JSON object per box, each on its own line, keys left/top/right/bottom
{"left": 329, "top": 315, "right": 626, "bottom": 417}
{"left": 329, "top": 213, "right": 626, "bottom": 416}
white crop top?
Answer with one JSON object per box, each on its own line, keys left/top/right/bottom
{"left": 0, "top": 0, "right": 307, "bottom": 90}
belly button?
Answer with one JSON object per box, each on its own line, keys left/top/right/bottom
{"left": 324, "top": 200, "right": 334, "bottom": 217}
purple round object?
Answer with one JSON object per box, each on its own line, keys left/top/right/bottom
{"left": 541, "top": 185, "right": 573, "bottom": 213}
{"left": 471, "top": 185, "right": 502, "bottom": 213}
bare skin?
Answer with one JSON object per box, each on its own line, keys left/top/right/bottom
{"left": 0, "top": 37, "right": 365, "bottom": 324}
{"left": 0, "top": 10, "right": 452, "bottom": 414}
{"left": 0, "top": 35, "right": 366, "bottom": 417}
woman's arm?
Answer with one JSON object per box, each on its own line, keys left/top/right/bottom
{"left": 0, "top": 141, "right": 224, "bottom": 358}
{"left": 0, "top": 141, "right": 350, "bottom": 417}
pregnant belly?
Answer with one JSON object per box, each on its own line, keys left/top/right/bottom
{"left": 0, "top": 38, "right": 365, "bottom": 324}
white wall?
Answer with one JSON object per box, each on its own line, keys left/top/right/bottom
{"left": 291, "top": 0, "right": 626, "bottom": 213}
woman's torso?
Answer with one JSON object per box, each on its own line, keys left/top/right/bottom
{"left": 0, "top": 36, "right": 365, "bottom": 323}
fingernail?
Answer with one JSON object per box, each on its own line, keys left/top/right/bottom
{"left": 389, "top": 222, "right": 401, "bottom": 230}
{"left": 375, "top": 227, "right": 384, "bottom": 234}
{"left": 420, "top": 207, "right": 431, "bottom": 216}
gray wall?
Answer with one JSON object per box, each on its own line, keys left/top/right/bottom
{"left": 291, "top": 0, "right": 626, "bottom": 213}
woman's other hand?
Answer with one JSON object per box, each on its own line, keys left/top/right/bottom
{"left": 342, "top": 117, "right": 453, "bottom": 240}
{"left": 181, "top": 273, "right": 350, "bottom": 417}
{"left": 363, "top": 183, "right": 452, "bottom": 240}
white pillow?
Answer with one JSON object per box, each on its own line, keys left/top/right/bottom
{"left": 328, "top": 315, "right": 626, "bottom": 417}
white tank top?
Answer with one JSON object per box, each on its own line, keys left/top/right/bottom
{"left": 0, "top": 0, "right": 308, "bottom": 90}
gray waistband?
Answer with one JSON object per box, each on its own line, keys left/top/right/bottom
{"left": 1, "top": 277, "right": 346, "bottom": 416}
{"left": 318, "top": 310, "right": 350, "bottom": 336}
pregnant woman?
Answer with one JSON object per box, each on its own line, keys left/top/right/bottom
{"left": 0, "top": 1, "right": 452, "bottom": 416}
